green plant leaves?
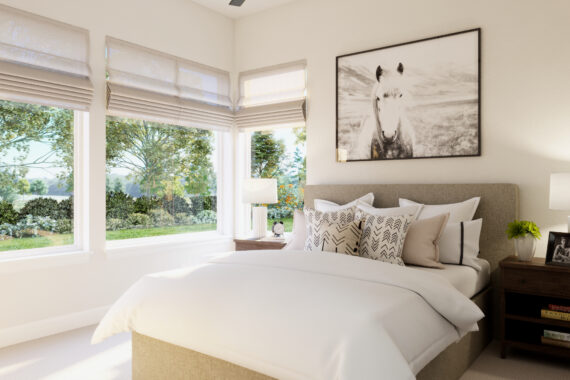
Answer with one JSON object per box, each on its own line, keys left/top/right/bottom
{"left": 506, "top": 220, "right": 542, "bottom": 239}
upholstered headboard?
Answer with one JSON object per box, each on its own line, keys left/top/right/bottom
{"left": 304, "top": 183, "right": 519, "bottom": 281}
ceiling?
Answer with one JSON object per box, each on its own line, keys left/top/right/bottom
{"left": 191, "top": 0, "right": 300, "bottom": 19}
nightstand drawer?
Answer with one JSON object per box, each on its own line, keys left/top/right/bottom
{"left": 503, "top": 268, "right": 570, "bottom": 296}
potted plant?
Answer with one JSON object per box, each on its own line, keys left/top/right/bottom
{"left": 506, "top": 220, "right": 542, "bottom": 261}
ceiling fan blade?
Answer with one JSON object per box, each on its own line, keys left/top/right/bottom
{"left": 229, "top": 0, "right": 246, "bottom": 7}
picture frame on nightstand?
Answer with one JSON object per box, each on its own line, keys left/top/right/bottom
{"left": 546, "top": 232, "right": 570, "bottom": 267}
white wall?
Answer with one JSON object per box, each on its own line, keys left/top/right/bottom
{"left": 235, "top": 0, "right": 570, "bottom": 256}
{"left": 0, "top": 0, "right": 234, "bottom": 344}
{"left": 2, "top": 0, "right": 570, "bottom": 347}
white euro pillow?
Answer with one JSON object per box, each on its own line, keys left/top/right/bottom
{"left": 399, "top": 197, "right": 480, "bottom": 223}
{"left": 282, "top": 209, "right": 306, "bottom": 251}
{"left": 314, "top": 192, "right": 374, "bottom": 212}
{"left": 355, "top": 200, "right": 421, "bottom": 220}
{"left": 439, "top": 219, "right": 483, "bottom": 270}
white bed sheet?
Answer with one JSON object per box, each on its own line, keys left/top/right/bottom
{"left": 409, "top": 258, "right": 490, "bottom": 298}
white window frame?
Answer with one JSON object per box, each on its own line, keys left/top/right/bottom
{"left": 104, "top": 119, "right": 230, "bottom": 252}
{"left": 0, "top": 107, "right": 90, "bottom": 262}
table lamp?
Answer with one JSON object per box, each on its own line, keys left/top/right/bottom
{"left": 549, "top": 173, "right": 570, "bottom": 232}
{"left": 242, "top": 178, "right": 278, "bottom": 238}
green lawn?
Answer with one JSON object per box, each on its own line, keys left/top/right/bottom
{"left": 0, "top": 233, "right": 73, "bottom": 252}
{"left": 0, "top": 219, "right": 293, "bottom": 252}
{"left": 106, "top": 224, "right": 217, "bottom": 240}
{"left": 0, "top": 224, "right": 217, "bottom": 251}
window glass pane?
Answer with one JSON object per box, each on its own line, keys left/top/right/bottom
{"left": 105, "top": 117, "right": 217, "bottom": 241}
{"left": 250, "top": 127, "right": 306, "bottom": 233}
{"left": 0, "top": 100, "right": 74, "bottom": 252}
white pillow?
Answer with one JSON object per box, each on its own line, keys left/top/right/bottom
{"left": 314, "top": 192, "right": 374, "bottom": 212}
{"left": 282, "top": 209, "right": 306, "bottom": 251}
{"left": 439, "top": 219, "right": 483, "bottom": 270}
{"left": 399, "top": 197, "right": 480, "bottom": 223}
{"left": 355, "top": 200, "right": 421, "bottom": 220}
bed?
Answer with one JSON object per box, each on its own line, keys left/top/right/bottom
{"left": 94, "top": 183, "right": 519, "bottom": 380}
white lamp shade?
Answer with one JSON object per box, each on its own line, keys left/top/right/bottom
{"left": 549, "top": 173, "right": 570, "bottom": 210}
{"left": 242, "top": 178, "right": 278, "bottom": 204}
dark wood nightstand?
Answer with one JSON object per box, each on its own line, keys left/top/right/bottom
{"left": 234, "top": 237, "right": 286, "bottom": 251}
{"left": 500, "top": 256, "right": 570, "bottom": 359}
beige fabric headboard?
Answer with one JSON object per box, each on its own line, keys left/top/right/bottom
{"left": 304, "top": 183, "right": 519, "bottom": 280}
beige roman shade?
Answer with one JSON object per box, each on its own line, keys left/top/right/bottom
{"left": 236, "top": 61, "right": 306, "bottom": 131}
{"left": 0, "top": 4, "right": 93, "bottom": 110}
{"left": 106, "top": 37, "right": 233, "bottom": 131}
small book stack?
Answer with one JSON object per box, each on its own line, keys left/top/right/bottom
{"left": 540, "top": 304, "right": 570, "bottom": 349}
{"left": 542, "top": 329, "right": 570, "bottom": 349}
{"left": 540, "top": 304, "right": 570, "bottom": 322}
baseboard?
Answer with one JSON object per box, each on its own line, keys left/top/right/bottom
{"left": 0, "top": 305, "right": 110, "bottom": 349}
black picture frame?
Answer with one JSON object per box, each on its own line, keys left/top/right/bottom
{"left": 545, "top": 231, "right": 570, "bottom": 266}
{"left": 336, "top": 28, "right": 481, "bottom": 162}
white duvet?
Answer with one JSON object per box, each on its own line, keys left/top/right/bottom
{"left": 93, "top": 250, "right": 484, "bottom": 380}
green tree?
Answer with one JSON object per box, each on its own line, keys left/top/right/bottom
{"left": 0, "top": 100, "right": 74, "bottom": 191}
{"left": 113, "top": 178, "right": 124, "bottom": 193}
{"left": 106, "top": 118, "right": 215, "bottom": 197}
{"left": 251, "top": 132, "right": 285, "bottom": 178}
{"left": 30, "top": 179, "right": 48, "bottom": 195}
{"left": 16, "top": 178, "right": 30, "bottom": 195}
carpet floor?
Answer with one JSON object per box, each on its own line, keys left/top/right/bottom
{"left": 0, "top": 326, "right": 568, "bottom": 379}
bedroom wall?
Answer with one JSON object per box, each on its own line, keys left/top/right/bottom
{"left": 235, "top": 0, "right": 570, "bottom": 256}
{"left": 0, "top": 0, "right": 234, "bottom": 345}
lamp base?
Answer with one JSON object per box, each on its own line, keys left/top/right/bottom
{"left": 252, "top": 206, "right": 268, "bottom": 239}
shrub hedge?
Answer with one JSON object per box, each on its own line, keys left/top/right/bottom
{"left": 0, "top": 201, "right": 19, "bottom": 224}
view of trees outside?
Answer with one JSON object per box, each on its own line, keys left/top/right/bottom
{"left": 0, "top": 97, "right": 304, "bottom": 251}
{"left": 251, "top": 127, "right": 306, "bottom": 232}
{"left": 105, "top": 117, "right": 218, "bottom": 240}
{"left": 0, "top": 100, "right": 74, "bottom": 252}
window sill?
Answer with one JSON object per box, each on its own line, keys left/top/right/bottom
{"left": 0, "top": 248, "right": 93, "bottom": 274}
{"left": 105, "top": 231, "right": 234, "bottom": 259}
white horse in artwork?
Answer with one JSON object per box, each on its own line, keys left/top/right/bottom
{"left": 352, "top": 63, "right": 415, "bottom": 160}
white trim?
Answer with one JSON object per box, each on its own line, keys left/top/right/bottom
{"left": 105, "top": 231, "right": 233, "bottom": 259}
{"left": 0, "top": 305, "right": 109, "bottom": 349}
{"left": 0, "top": 250, "right": 93, "bottom": 274}
{"left": 74, "top": 110, "right": 90, "bottom": 252}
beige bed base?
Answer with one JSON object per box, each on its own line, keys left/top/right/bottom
{"left": 133, "top": 183, "right": 519, "bottom": 380}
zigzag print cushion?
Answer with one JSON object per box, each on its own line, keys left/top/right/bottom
{"left": 319, "top": 220, "right": 363, "bottom": 255}
{"left": 303, "top": 207, "right": 357, "bottom": 252}
{"left": 360, "top": 214, "right": 414, "bottom": 265}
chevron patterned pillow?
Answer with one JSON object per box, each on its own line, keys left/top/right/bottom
{"left": 303, "top": 207, "right": 358, "bottom": 252}
{"left": 360, "top": 214, "right": 414, "bottom": 265}
{"left": 319, "top": 220, "right": 363, "bottom": 255}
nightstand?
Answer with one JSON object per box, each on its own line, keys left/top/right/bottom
{"left": 500, "top": 256, "right": 570, "bottom": 359}
{"left": 234, "top": 237, "right": 286, "bottom": 251}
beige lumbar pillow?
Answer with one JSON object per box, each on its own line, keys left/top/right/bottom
{"left": 402, "top": 213, "right": 450, "bottom": 268}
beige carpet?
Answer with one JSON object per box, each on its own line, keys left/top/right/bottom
{"left": 0, "top": 326, "right": 568, "bottom": 379}
{"left": 460, "top": 341, "right": 570, "bottom": 380}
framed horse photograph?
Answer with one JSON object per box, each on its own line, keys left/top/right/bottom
{"left": 336, "top": 28, "right": 481, "bottom": 162}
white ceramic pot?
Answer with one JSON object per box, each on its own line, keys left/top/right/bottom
{"left": 514, "top": 235, "right": 537, "bottom": 261}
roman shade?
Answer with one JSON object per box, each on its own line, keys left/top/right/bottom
{"left": 0, "top": 4, "right": 93, "bottom": 110}
{"left": 106, "top": 37, "right": 233, "bottom": 131}
{"left": 236, "top": 61, "right": 306, "bottom": 131}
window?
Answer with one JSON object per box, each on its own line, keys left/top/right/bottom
{"left": 249, "top": 127, "right": 306, "bottom": 232}
{"left": 237, "top": 61, "right": 307, "bottom": 235}
{"left": 105, "top": 116, "right": 218, "bottom": 241}
{"left": 0, "top": 100, "right": 76, "bottom": 252}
